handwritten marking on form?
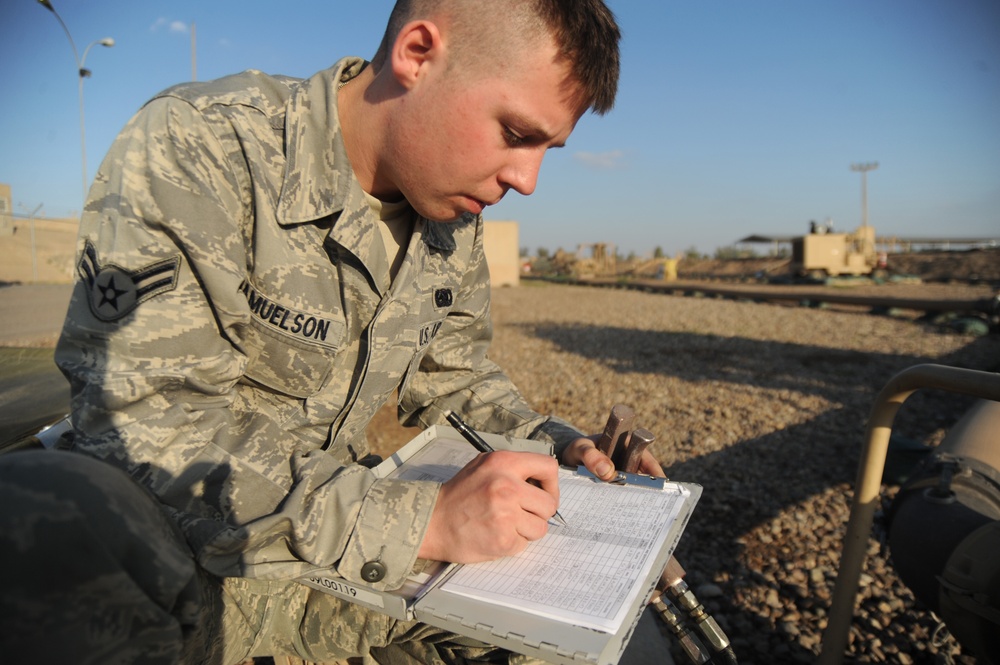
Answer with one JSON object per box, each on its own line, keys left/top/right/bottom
{"left": 386, "top": 436, "right": 690, "bottom": 633}
{"left": 440, "top": 470, "right": 688, "bottom": 633}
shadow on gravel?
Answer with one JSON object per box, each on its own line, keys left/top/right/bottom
{"left": 664, "top": 409, "right": 857, "bottom": 662}
{"left": 518, "top": 323, "right": 986, "bottom": 401}
{"left": 518, "top": 322, "right": 999, "bottom": 662}
{"left": 519, "top": 322, "right": 997, "bottom": 440}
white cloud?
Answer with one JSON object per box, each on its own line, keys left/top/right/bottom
{"left": 150, "top": 18, "right": 190, "bottom": 34}
{"left": 573, "top": 150, "right": 626, "bottom": 170}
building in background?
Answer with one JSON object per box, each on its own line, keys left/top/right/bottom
{"left": 483, "top": 220, "right": 520, "bottom": 287}
{"left": 0, "top": 183, "right": 80, "bottom": 284}
{"left": 0, "top": 183, "right": 12, "bottom": 236}
{"left": 0, "top": 183, "right": 522, "bottom": 287}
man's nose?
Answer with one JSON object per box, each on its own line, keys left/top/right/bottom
{"left": 499, "top": 149, "right": 546, "bottom": 197}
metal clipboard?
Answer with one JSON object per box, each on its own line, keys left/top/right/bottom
{"left": 299, "top": 425, "right": 701, "bottom": 665}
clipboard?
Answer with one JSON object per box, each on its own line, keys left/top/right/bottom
{"left": 299, "top": 425, "right": 701, "bottom": 665}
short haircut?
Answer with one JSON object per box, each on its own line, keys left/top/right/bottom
{"left": 371, "top": 0, "right": 621, "bottom": 114}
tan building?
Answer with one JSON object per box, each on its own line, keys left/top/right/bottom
{"left": 483, "top": 220, "right": 520, "bottom": 287}
{"left": 0, "top": 183, "right": 12, "bottom": 236}
{"left": 0, "top": 182, "right": 80, "bottom": 284}
{"left": 0, "top": 182, "right": 519, "bottom": 287}
{"left": 0, "top": 215, "right": 80, "bottom": 284}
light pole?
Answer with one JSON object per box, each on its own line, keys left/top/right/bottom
{"left": 850, "top": 162, "right": 879, "bottom": 230}
{"left": 37, "top": 0, "right": 115, "bottom": 203}
{"left": 850, "top": 161, "right": 879, "bottom": 260}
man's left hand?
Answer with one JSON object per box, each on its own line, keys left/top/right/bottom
{"left": 560, "top": 435, "right": 665, "bottom": 481}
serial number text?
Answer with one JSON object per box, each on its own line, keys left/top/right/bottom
{"left": 309, "top": 577, "right": 358, "bottom": 597}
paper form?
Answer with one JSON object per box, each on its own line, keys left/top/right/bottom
{"left": 386, "top": 438, "right": 689, "bottom": 634}
{"left": 440, "top": 470, "right": 688, "bottom": 633}
{"left": 388, "top": 436, "right": 477, "bottom": 483}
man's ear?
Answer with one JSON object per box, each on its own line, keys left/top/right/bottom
{"left": 390, "top": 20, "right": 444, "bottom": 89}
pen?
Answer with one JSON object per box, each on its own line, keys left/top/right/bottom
{"left": 443, "top": 410, "right": 569, "bottom": 527}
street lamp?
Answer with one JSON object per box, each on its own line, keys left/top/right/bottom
{"left": 37, "top": 0, "right": 115, "bottom": 202}
{"left": 850, "top": 161, "right": 879, "bottom": 259}
{"left": 849, "top": 162, "right": 879, "bottom": 230}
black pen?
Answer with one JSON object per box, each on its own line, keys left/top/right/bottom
{"left": 443, "top": 410, "right": 568, "bottom": 527}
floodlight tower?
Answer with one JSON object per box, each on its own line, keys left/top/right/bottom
{"left": 850, "top": 162, "right": 879, "bottom": 230}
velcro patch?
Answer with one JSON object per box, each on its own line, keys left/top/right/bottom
{"left": 434, "top": 288, "right": 453, "bottom": 308}
{"left": 77, "top": 240, "right": 180, "bottom": 322}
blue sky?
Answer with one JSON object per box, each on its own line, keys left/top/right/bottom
{"left": 2, "top": 0, "right": 998, "bottom": 256}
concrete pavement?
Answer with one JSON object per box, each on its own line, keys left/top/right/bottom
{"left": 0, "top": 283, "right": 73, "bottom": 346}
{"left": 0, "top": 283, "right": 73, "bottom": 448}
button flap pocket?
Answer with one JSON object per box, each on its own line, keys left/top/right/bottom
{"left": 242, "top": 317, "right": 343, "bottom": 398}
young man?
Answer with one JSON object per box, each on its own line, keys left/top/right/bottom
{"left": 0, "top": 0, "right": 662, "bottom": 662}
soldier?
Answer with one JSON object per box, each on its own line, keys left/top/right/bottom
{"left": 0, "top": 0, "right": 662, "bottom": 663}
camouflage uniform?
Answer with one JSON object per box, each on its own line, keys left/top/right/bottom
{"left": 0, "top": 57, "right": 582, "bottom": 663}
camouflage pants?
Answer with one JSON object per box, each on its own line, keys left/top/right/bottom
{"left": 0, "top": 450, "right": 537, "bottom": 665}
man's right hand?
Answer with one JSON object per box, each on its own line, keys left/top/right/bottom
{"left": 417, "top": 450, "right": 560, "bottom": 563}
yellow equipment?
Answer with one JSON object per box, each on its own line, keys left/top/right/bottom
{"left": 791, "top": 223, "right": 879, "bottom": 278}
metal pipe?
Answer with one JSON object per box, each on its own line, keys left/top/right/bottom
{"left": 818, "top": 364, "right": 1000, "bottom": 664}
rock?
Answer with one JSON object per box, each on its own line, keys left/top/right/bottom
{"left": 695, "top": 583, "right": 724, "bottom": 599}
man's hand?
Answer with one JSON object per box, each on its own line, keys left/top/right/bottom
{"left": 418, "top": 451, "right": 560, "bottom": 563}
{"left": 561, "top": 435, "right": 665, "bottom": 481}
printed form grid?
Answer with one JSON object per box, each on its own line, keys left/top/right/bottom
{"left": 441, "top": 474, "right": 685, "bottom": 632}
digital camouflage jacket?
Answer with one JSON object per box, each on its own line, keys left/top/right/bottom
{"left": 55, "top": 57, "right": 584, "bottom": 591}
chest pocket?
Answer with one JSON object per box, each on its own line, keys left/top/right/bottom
{"left": 240, "top": 300, "right": 346, "bottom": 398}
{"left": 395, "top": 296, "right": 454, "bottom": 399}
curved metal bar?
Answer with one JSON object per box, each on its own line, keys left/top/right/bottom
{"left": 818, "top": 363, "right": 1000, "bottom": 664}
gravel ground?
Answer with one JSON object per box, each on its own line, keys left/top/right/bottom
{"left": 5, "top": 275, "right": 996, "bottom": 663}
{"left": 374, "top": 281, "right": 998, "bottom": 665}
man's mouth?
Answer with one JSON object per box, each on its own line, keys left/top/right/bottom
{"left": 465, "top": 197, "right": 489, "bottom": 214}
{"left": 460, "top": 192, "right": 504, "bottom": 215}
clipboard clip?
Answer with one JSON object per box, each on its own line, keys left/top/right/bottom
{"left": 575, "top": 465, "right": 666, "bottom": 490}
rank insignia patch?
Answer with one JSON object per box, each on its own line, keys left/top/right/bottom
{"left": 77, "top": 240, "right": 180, "bottom": 321}
{"left": 434, "top": 288, "right": 453, "bottom": 308}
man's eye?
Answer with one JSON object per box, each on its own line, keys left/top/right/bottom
{"left": 503, "top": 127, "right": 526, "bottom": 147}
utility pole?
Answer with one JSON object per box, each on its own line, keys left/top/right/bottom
{"left": 850, "top": 162, "right": 879, "bottom": 229}
{"left": 37, "top": 0, "right": 115, "bottom": 202}
{"left": 850, "top": 162, "right": 879, "bottom": 260}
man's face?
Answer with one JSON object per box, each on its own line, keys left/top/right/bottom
{"left": 383, "top": 41, "right": 586, "bottom": 222}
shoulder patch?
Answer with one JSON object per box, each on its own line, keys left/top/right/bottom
{"left": 77, "top": 240, "right": 181, "bottom": 322}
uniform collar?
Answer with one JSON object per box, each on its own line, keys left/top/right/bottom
{"left": 276, "top": 57, "right": 460, "bottom": 259}
{"left": 277, "top": 57, "right": 365, "bottom": 226}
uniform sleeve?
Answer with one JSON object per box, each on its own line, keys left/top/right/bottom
{"left": 397, "top": 218, "right": 586, "bottom": 458}
{"left": 55, "top": 96, "right": 436, "bottom": 589}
